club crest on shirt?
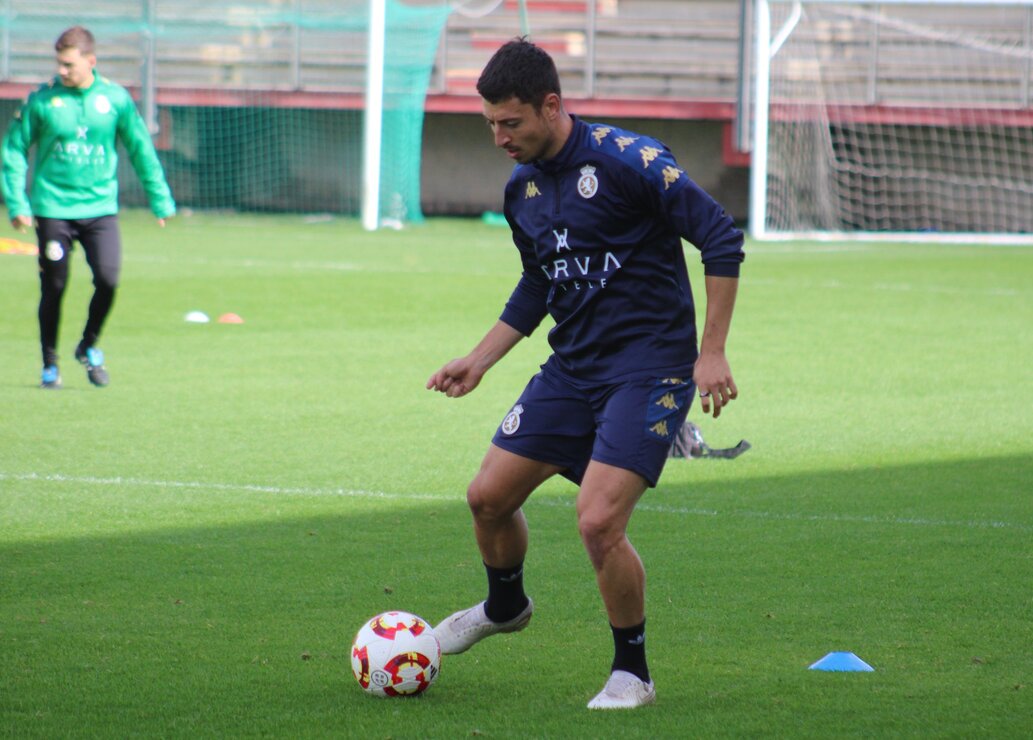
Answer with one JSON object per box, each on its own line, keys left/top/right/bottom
{"left": 501, "top": 404, "right": 524, "bottom": 435}
{"left": 577, "top": 165, "right": 598, "bottom": 199}
{"left": 94, "top": 95, "right": 112, "bottom": 114}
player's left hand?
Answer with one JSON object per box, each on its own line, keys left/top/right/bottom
{"left": 693, "top": 350, "right": 737, "bottom": 419}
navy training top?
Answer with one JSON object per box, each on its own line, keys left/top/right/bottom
{"left": 499, "top": 116, "right": 745, "bottom": 382}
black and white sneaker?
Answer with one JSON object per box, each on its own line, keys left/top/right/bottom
{"left": 75, "top": 344, "right": 110, "bottom": 387}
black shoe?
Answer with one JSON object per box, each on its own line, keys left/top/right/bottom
{"left": 75, "top": 344, "right": 110, "bottom": 387}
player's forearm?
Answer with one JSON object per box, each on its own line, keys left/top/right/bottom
{"left": 1, "top": 146, "right": 31, "bottom": 216}
{"left": 699, "top": 275, "right": 738, "bottom": 356}
{"left": 467, "top": 320, "right": 526, "bottom": 374}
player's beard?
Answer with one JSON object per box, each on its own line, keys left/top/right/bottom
{"left": 509, "top": 135, "right": 552, "bottom": 165}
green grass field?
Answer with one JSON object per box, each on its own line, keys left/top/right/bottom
{"left": 1, "top": 210, "right": 1031, "bottom": 738}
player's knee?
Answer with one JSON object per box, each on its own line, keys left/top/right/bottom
{"left": 93, "top": 269, "right": 119, "bottom": 292}
{"left": 466, "top": 476, "right": 515, "bottom": 525}
{"left": 40, "top": 273, "right": 67, "bottom": 296}
{"left": 577, "top": 512, "right": 623, "bottom": 569}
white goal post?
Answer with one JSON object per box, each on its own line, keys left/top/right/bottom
{"left": 749, "top": 0, "right": 1033, "bottom": 243}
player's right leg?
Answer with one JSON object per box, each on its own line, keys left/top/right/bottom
{"left": 435, "top": 368, "right": 595, "bottom": 654}
{"left": 75, "top": 216, "right": 121, "bottom": 387}
{"left": 35, "top": 218, "right": 73, "bottom": 388}
{"left": 434, "top": 445, "right": 561, "bottom": 654}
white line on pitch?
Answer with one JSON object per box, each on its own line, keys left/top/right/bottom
{"left": 0, "top": 472, "right": 448, "bottom": 503}
{"left": 3, "top": 471, "right": 1030, "bottom": 534}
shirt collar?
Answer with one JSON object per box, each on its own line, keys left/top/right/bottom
{"left": 533, "top": 115, "right": 584, "bottom": 173}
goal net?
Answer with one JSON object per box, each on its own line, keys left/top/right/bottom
{"left": 750, "top": 0, "right": 1033, "bottom": 242}
{"left": 0, "top": 0, "right": 450, "bottom": 225}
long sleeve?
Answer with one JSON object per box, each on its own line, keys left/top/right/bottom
{"left": 1, "top": 102, "right": 35, "bottom": 218}
{"left": 116, "top": 99, "right": 175, "bottom": 219}
{"left": 499, "top": 210, "right": 550, "bottom": 336}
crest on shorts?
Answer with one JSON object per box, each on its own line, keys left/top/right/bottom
{"left": 501, "top": 404, "right": 524, "bottom": 435}
{"left": 577, "top": 165, "right": 598, "bottom": 199}
{"left": 45, "top": 240, "right": 64, "bottom": 261}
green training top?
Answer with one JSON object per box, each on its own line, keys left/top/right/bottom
{"left": 1, "top": 72, "right": 175, "bottom": 220}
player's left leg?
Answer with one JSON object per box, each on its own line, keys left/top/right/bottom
{"left": 578, "top": 462, "right": 656, "bottom": 709}
{"left": 75, "top": 216, "right": 122, "bottom": 386}
{"left": 581, "top": 375, "right": 694, "bottom": 709}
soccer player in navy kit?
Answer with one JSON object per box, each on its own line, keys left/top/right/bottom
{"left": 427, "top": 39, "right": 744, "bottom": 709}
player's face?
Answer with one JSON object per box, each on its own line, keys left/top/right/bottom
{"left": 56, "top": 47, "right": 96, "bottom": 89}
{"left": 483, "top": 94, "right": 565, "bottom": 164}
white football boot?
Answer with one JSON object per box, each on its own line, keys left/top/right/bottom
{"left": 433, "top": 599, "right": 533, "bottom": 654}
{"left": 587, "top": 670, "right": 656, "bottom": 710}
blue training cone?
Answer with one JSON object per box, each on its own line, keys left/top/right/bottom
{"left": 809, "top": 652, "right": 875, "bottom": 672}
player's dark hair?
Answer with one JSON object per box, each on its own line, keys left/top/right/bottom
{"left": 477, "top": 37, "right": 561, "bottom": 110}
{"left": 55, "top": 26, "right": 95, "bottom": 55}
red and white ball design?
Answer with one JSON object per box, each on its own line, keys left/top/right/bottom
{"left": 351, "top": 611, "right": 441, "bottom": 697}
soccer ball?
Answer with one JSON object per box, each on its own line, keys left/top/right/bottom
{"left": 351, "top": 611, "right": 441, "bottom": 697}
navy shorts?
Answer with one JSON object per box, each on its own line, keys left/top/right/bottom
{"left": 491, "top": 365, "right": 695, "bottom": 487}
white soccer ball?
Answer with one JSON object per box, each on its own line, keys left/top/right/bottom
{"left": 351, "top": 611, "right": 441, "bottom": 697}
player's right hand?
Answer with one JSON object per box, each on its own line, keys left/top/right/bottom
{"left": 426, "top": 357, "right": 483, "bottom": 398}
{"left": 11, "top": 215, "right": 32, "bottom": 232}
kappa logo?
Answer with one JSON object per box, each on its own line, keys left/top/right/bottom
{"left": 592, "top": 127, "right": 612, "bottom": 144}
{"left": 94, "top": 95, "right": 111, "bottom": 114}
{"left": 614, "top": 136, "right": 638, "bottom": 152}
{"left": 525, "top": 181, "right": 542, "bottom": 199}
{"left": 501, "top": 404, "right": 524, "bottom": 435}
{"left": 655, "top": 392, "right": 679, "bottom": 411}
{"left": 44, "top": 240, "right": 64, "bottom": 261}
{"left": 649, "top": 420, "right": 670, "bottom": 438}
{"left": 577, "top": 164, "right": 598, "bottom": 199}
{"left": 662, "top": 165, "right": 684, "bottom": 190}
{"left": 640, "top": 146, "right": 662, "bottom": 169}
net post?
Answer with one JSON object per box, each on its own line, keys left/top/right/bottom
{"left": 749, "top": 0, "right": 772, "bottom": 239}
{"left": 362, "top": 0, "right": 387, "bottom": 231}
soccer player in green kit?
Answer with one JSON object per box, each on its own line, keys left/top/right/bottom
{"left": 2, "top": 26, "right": 175, "bottom": 388}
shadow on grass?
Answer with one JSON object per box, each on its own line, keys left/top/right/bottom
{"left": 2, "top": 453, "right": 1031, "bottom": 737}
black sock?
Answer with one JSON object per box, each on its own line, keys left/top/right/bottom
{"left": 611, "top": 620, "right": 650, "bottom": 683}
{"left": 483, "top": 562, "right": 529, "bottom": 623}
